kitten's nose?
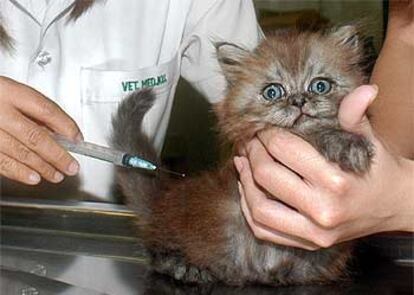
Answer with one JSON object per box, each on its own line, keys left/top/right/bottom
{"left": 292, "top": 96, "right": 306, "bottom": 107}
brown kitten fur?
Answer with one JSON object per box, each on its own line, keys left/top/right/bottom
{"left": 0, "top": 15, "right": 14, "bottom": 52}
{"left": 69, "top": 0, "right": 100, "bottom": 22}
{"left": 112, "top": 26, "right": 373, "bottom": 286}
{"left": 0, "top": 0, "right": 100, "bottom": 51}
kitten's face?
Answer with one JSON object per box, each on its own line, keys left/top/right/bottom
{"left": 216, "top": 26, "right": 367, "bottom": 143}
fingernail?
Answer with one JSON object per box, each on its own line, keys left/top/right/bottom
{"left": 54, "top": 171, "right": 64, "bottom": 182}
{"left": 367, "top": 84, "right": 379, "bottom": 102}
{"left": 67, "top": 161, "right": 79, "bottom": 175}
{"left": 234, "top": 156, "right": 243, "bottom": 173}
{"left": 28, "top": 173, "right": 41, "bottom": 184}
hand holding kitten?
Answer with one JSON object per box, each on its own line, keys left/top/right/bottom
{"left": 236, "top": 85, "right": 414, "bottom": 250}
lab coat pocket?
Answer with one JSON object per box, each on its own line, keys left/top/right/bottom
{"left": 79, "top": 54, "right": 179, "bottom": 145}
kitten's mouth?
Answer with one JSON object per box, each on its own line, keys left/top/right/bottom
{"left": 292, "top": 108, "right": 321, "bottom": 126}
{"left": 292, "top": 112, "right": 311, "bottom": 125}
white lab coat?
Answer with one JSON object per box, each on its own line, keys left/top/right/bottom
{"left": 0, "top": 0, "right": 262, "bottom": 200}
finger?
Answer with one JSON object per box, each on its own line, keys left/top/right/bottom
{"left": 239, "top": 184, "right": 319, "bottom": 251}
{"left": 0, "top": 110, "right": 79, "bottom": 176}
{"left": 256, "top": 129, "right": 343, "bottom": 187}
{"left": 0, "top": 129, "right": 65, "bottom": 183}
{"left": 236, "top": 156, "right": 332, "bottom": 247}
{"left": 338, "top": 84, "right": 377, "bottom": 139}
{"left": 0, "top": 153, "right": 41, "bottom": 185}
{"left": 10, "top": 81, "right": 82, "bottom": 140}
{"left": 239, "top": 140, "right": 313, "bottom": 214}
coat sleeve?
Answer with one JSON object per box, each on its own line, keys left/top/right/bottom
{"left": 180, "top": 0, "right": 263, "bottom": 103}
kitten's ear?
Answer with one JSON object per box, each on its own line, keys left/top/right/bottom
{"left": 215, "top": 42, "right": 249, "bottom": 85}
{"left": 332, "top": 25, "right": 360, "bottom": 49}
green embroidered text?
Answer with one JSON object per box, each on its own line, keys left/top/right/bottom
{"left": 121, "top": 74, "right": 167, "bottom": 92}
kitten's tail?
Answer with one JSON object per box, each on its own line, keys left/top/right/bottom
{"left": 111, "top": 90, "right": 159, "bottom": 220}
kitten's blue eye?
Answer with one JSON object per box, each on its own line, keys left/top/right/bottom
{"left": 309, "top": 79, "right": 332, "bottom": 95}
{"left": 262, "top": 84, "right": 285, "bottom": 102}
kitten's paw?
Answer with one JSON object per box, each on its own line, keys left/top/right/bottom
{"left": 317, "top": 130, "right": 374, "bottom": 174}
{"left": 342, "top": 135, "right": 374, "bottom": 173}
{"left": 176, "top": 265, "right": 214, "bottom": 284}
{"left": 152, "top": 252, "right": 215, "bottom": 284}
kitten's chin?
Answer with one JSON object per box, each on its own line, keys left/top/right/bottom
{"left": 290, "top": 115, "right": 338, "bottom": 135}
{"left": 290, "top": 114, "right": 318, "bottom": 133}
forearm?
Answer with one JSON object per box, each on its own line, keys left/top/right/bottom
{"left": 369, "top": 1, "right": 414, "bottom": 158}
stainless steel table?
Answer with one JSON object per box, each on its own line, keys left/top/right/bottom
{"left": 1, "top": 197, "right": 413, "bottom": 295}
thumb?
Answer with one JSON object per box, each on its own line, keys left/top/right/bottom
{"left": 338, "top": 84, "right": 378, "bottom": 138}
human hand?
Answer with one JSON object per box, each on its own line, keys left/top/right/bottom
{"left": 0, "top": 76, "right": 82, "bottom": 185}
{"left": 235, "top": 85, "right": 414, "bottom": 250}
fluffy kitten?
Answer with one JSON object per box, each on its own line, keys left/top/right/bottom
{"left": 112, "top": 25, "right": 374, "bottom": 286}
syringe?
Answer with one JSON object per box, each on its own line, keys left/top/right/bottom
{"left": 54, "top": 135, "right": 185, "bottom": 177}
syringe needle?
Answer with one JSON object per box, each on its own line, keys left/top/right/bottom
{"left": 157, "top": 167, "right": 186, "bottom": 178}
